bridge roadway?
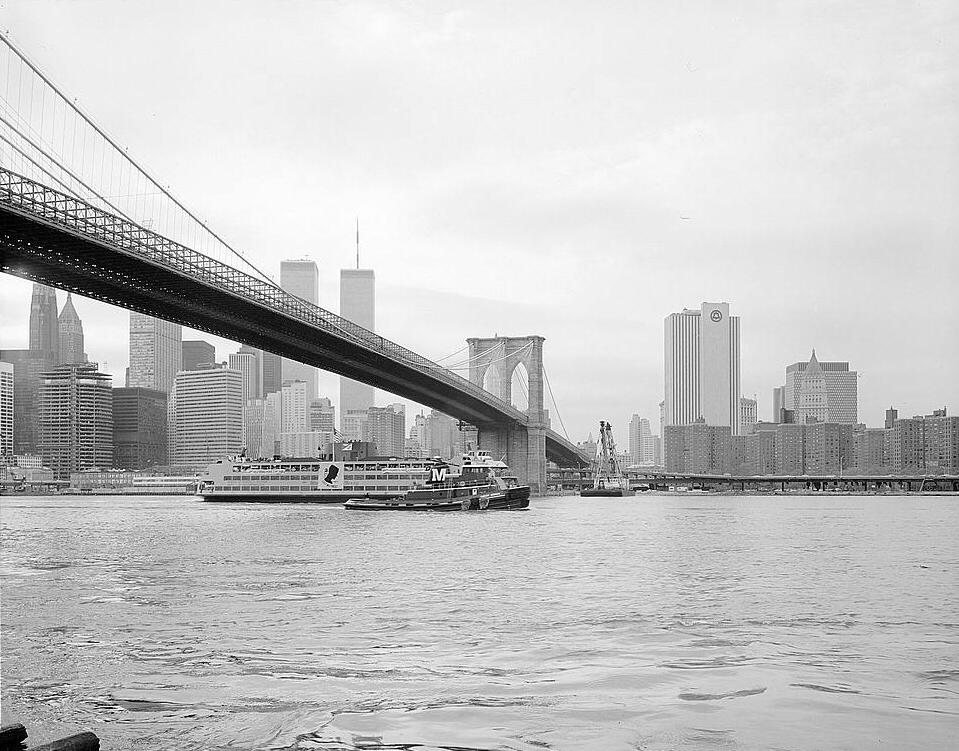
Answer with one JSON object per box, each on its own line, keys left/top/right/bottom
{"left": 0, "top": 169, "right": 588, "bottom": 471}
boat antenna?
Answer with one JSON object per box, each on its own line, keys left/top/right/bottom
{"left": 356, "top": 216, "right": 360, "bottom": 269}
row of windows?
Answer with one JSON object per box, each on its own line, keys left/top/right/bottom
{"left": 224, "top": 485, "right": 409, "bottom": 492}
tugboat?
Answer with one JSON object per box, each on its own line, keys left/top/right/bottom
{"left": 344, "top": 450, "right": 531, "bottom": 511}
{"left": 581, "top": 421, "right": 635, "bottom": 497}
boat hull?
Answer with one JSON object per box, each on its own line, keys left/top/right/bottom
{"left": 580, "top": 487, "right": 635, "bottom": 497}
{"left": 345, "top": 485, "right": 531, "bottom": 511}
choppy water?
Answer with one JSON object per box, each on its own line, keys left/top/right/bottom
{"left": 1, "top": 494, "right": 957, "bottom": 751}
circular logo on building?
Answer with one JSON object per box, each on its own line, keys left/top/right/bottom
{"left": 709, "top": 309, "right": 723, "bottom": 322}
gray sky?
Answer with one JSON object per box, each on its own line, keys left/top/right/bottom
{"left": 1, "top": 0, "right": 957, "bottom": 441}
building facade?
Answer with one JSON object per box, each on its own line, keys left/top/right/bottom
{"left": 309, "top": 397, "right": 336, "bottom": 433}
{"left": 854, "top": 427, "right": 888, "bottom": 471}
{"left": 367, "top": 404, "right": 405, "bottom": 456}
{"left": 278, "top": 430, "right": 332, "bottom": 458}
{"left": 129, "top": 313, "right": 182, "bottom": 393}
{"left": 891, "top": 412, "right": 958, "bottom": 472}
{"left": 782, "top": 351, "right": 858, "bottom": 424}
{"left": 169, "top": 366, "right": 243, "bottom": 467}
{"left": 803, "top": 422, "right": 854, "bottom": 475}
{"left": 236, "top": 344, "right": 263, "bottom": 399}
{"left": 280, "top": 259, "right": 320, "bottom": 399}
{"left": 229, "top": 351, "right": 259, "bottom": 402}
{"left": 739, "top": 397, "right": 758, "bottom": 435}
{"left": 281, "top": 380, "right": 309, "bottom": 433}
{"left": 0, "top": 361, "right": 13, "bottom": 461}
{"left": 57, "top": 293, "right": 86, "bottom": 365}
{"left": 0, "top": 349, "right": 46, "bottom": 455}
{"left": 38, "top": 363, "right": 113, "bottom": 479}
{"left": 664, "top": 302, "right": 741, "bottom": 437}
{"left": 29, "top": 283, "right": 59, "bottom": 366}
{"left": 182, "top": 340, "right": 216, "bottom": 372}
{"left": 663, "top": 422, "right": 731, "bottom": 474}
{"left": 628, "top": 414, "right": 655, "bottom": 466}
{"left": 339, "top": 268, "right": 375, "bottom": 425}
{"left": 112, "top": 387, "right": 168, "bottom": 470}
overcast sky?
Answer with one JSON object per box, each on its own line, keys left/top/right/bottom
{"left": 1, "top": 0, "right": 957, "bottom": 441}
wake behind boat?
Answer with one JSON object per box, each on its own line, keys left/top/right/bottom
{"left": 344, "top": 450, "right": 530, "bottom": 511}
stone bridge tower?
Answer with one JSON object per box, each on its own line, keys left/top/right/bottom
{"left": 467, "top": 335, "right": 547, "bottom": 494}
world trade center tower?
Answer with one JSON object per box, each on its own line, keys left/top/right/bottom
{"left": 339, "top": 267, "right": 375, "bottom": 436}
{"left": 280, "top": 259, "right": 319, "bottom": 399}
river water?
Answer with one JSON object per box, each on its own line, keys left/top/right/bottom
{"left": 1, "top": 493, "right": 957, "bottom": 751}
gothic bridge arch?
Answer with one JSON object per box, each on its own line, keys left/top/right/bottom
{"left": 467, "top": 335, "right": 547, "bottom": 492}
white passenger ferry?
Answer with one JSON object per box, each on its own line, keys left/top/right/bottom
{"left": 198, "top": 456, "right": 439, "bottom": 503}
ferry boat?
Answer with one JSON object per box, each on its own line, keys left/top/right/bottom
{"left": 344, "top": 450, "right": 531, "bottom": 511}
{"left": 198, "top": 456, "right": 440, "bottom": 503}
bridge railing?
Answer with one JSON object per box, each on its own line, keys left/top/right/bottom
{"left": 1, "top": 168, "right": 530, "bottom": 423}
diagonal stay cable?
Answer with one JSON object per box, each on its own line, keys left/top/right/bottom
{"left": 1, "top": 34, "right": 276, "bottom": 288}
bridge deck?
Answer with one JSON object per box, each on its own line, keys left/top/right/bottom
{"left": 0, "top": 169, "right": 588, "bottom": 467}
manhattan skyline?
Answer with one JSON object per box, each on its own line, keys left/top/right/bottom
{"left": 0, "top": 1, "right": 957, "bottom": 439}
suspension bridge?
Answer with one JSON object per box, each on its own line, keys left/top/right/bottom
{"left": 0, "top": 36, "right": 589, "bottom": 492}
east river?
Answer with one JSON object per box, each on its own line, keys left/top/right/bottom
{"left": 1, "top": 494, "right": 957, "bottom": 751}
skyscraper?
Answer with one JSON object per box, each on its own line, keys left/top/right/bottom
{"left": 129, "top": 313, "right": 182, "bottom": 393}
{"left": 280, "top": 259, "right": 319, "bottom": 399}
{"left": 740, "top": 397, "right": 758, "bottom": 435}
{"left": 112, "top": 387, "right": 168, "bottom": 469}
{"left": 772, "top": 386, "right": 786, "bottom": 422}
{"left": 57, "top": 293, "right": 86, "bottom": 365}
{"left": 628, "top": 414, "right": 654, "bottom": 465}
{"left": 0, "top": 349, "right": 46, "bottom": 455}
{"left": 309, "top": 397, "right": 336, "bottom": 433}
{"left": 38, "top": 362, "right": 113, "bottom": 479}
{"left": 182, "top": 340, "right": 216, "bottom": 372}
{"left": 339, "top": 268, "right": 375, "bottom": 427}
{"left": 782, "top": 351, "right": 858, "bottom": 424}
{"left": 281, "top": 380, "right": 309, "bottom": 433}
{"left": 367, "top": 404, "right": 405, "bottom": 456}
{"left": 0, "top": 361, "right": 13, "bottom": 461}
{"left": 229, "top": 351, "right": 258, "bottom": 402}
{"left": 664, "top": 302, "right": 741, "bottom": 434}
{"left": 169, "top": 366, "right": 243, "bottom": 467}
{"left": 29, "top": 283, "right": 59, "bottom": 365}
{"left": 237, "top": 344, "right": 263, "bottom": 399}
{"left": 262, "top": 350, "right": 282, "bottom": 395}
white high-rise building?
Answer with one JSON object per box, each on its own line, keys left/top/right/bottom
{"left": 367, "top": 404, "right": 405, "bottom": 456}
{"left": 340, "top": 268, "right": 375, "bottom": 427}
{"left": 342, "top": 409, "right": 369, "bottom": 442}
{"left": 281, "top": 380, "right": 309, "bottom": 433}
{"left": 664, "top": 302, "right": 741, "bottom": 435}
{"left": 1, "top": 361, "right": 14, "bottom": 460}
{"left": 169, "top": 366, "right": 243, "bottom": 467}
{"left": 309, "top": 397, "right": 336, "bottom": 433}
{"left": 236, "top": 345, "right": 263, "bottom": 399}
{"left": 279, "top": 431, "right": 333, "bottom": 458}
{"left": 280, "top": 259, "right": 320, "bottom": 399}
{"left": 229, "top": 351, "right": 258, "bottom": 402}
{"left": 628, "top": 414, "right": 654, "bottom": 465}
{"left": 128, "top": 313, "right": 181, "bottom": 394}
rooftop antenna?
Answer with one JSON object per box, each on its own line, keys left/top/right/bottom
{"left": 356, "top": 217, "right": 360, "bottom": 269}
